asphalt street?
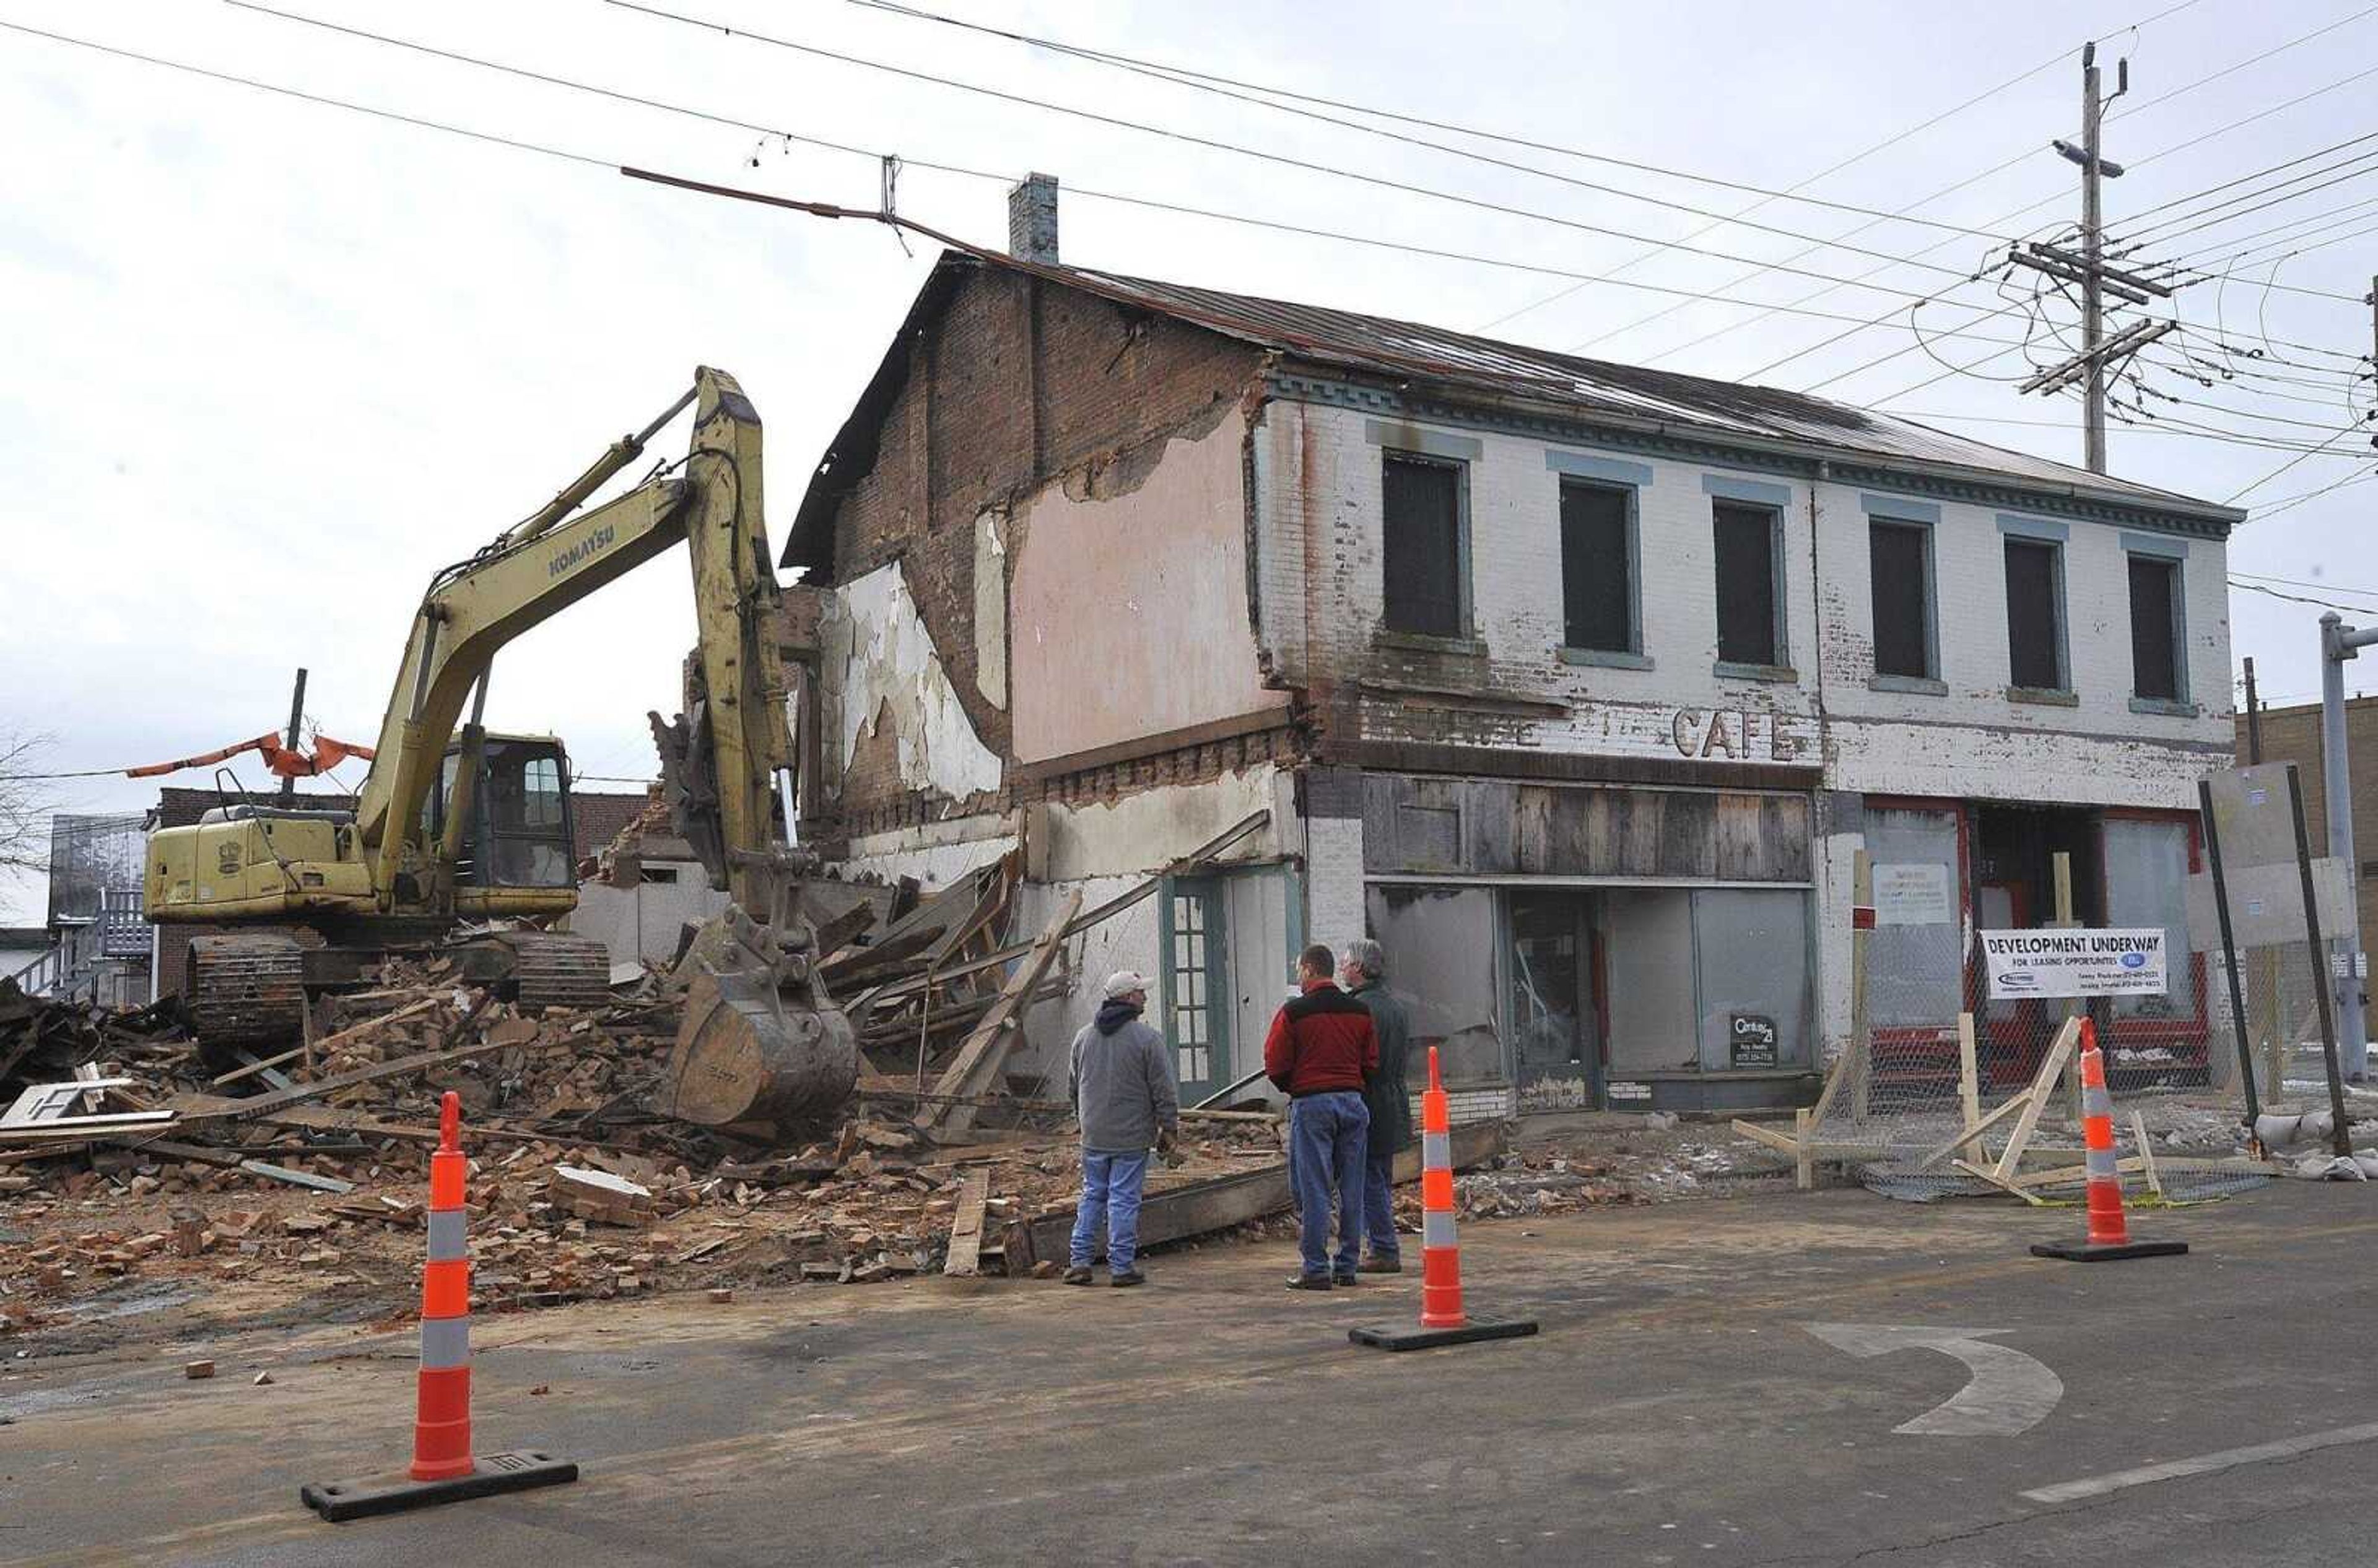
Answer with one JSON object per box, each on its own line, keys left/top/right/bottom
{"left": 3, "top": 1180, "right": 2372, "bottom": 1566}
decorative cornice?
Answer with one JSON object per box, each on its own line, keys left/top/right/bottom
{"left": 1265, "top": 370, "right": 2234, "bottom": 541}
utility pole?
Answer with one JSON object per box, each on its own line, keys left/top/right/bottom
{"left": 2016, "top": 43, "right": 2175, "bottom": 472}
{"left": 2079, "top": 41, "right": 2110, "bottom": 473}
{"left": 2320, "top": 616, "right": 2374, "bottom": 1080}
{"left": 277, "top": 666, "right": 308, "bottom": 804}
{"left": 2244, "top": 656, "right": 2263, "bottom": 764}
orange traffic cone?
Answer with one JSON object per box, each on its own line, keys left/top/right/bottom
{"left": 2031, "top": 1022, "right": 2189, "bottom": 1263}
{"left": 1351, "top": 1046, "right": 1540, "bottom": 1351}
{"left": 301, "top": 1092, "right": 580, "bottom": 1522}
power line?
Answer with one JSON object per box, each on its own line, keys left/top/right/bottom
{"left": 1734, "top": 45, "right": 2378, "bottom": 388}
{"left": 603, "top": 1, "right": 2021, "bottom": 308}
{"left": 843, "top": 0, "right": 2028, "bottom": 246}
{"left": 2226, "top": 420, "right": 2376, "bottom": 502}
{"left": 1495, "top": 0, "right": 2208, "bottom": 342}
{"left": 0, "top": 18, "right": 615, "bottom": 169}
{"left": 217, "top": 2, "right": 2070, "bottom": 351}
{"left": 2109, "top": 126, "right": 2378, "bottom": 235}
{"left": 2232, "top": 578, "right": 2378, "bottom": 612}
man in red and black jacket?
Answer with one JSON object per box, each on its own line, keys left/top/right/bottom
{"left": 1264, "top": 943, "right": 1379, "bottom": 1289}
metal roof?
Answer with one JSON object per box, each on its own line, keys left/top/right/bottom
{"left": 785, "top": 250, "right": 2241, "bottom": 570}
{"left": 1061, "top": 263, "right": 2241, "bottom": 524}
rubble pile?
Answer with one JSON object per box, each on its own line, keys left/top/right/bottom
{"left": 0, "top": 940, "right": 1292, "bottom": 1339}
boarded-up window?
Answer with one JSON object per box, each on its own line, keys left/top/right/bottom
{"left": 1559, "top": 481, "right": 1632, "bottom": 652}
{"left": 2128, "top": 555, "right": 2182, "bottom": 700}
{"left": 2003, "top": 538, "right": 2065, "bottom": 690}
{"left": 1382, "top": 453, "right": 1463, "bottom": 638}
{"left": 1712, "top": 502, "right": 1778, "bottom": 667}
{"left": 1868, "top": 521, "right": 1931, "bottom": 679}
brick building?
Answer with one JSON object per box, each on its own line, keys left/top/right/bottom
{"left": 781, "top": 187, "right": 2242, "bottom": 1115}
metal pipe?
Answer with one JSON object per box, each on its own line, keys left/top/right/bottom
{"left": 2288, "top": 762, "right": 2356, "bottom": 1156}
{"left": 2198, "top": 776, "right": 2260, "bottom": 1126}
{"left": 2320, "top": 612, "right": 2374, "bottom": 1079}
{"left": 508, "top": 384, "right": 697, "bottom": 546}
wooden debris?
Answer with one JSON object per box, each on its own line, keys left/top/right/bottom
{"left": 942, "top": 1168, "right": 990, "bottom": 1278}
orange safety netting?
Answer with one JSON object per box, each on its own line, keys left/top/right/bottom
{"left": 123, "top": 732, "right": 377, "bottom": 780}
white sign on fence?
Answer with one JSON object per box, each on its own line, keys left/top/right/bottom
{"left": 1981, "top": 928, "right": 2168, "bottom": 1000}
{"left": 1873, "top": 862, "right": 1953, "bottom": 926}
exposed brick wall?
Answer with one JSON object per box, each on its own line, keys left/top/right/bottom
{"left": 818, "top": 264, "right": 1266, "bottom": 827}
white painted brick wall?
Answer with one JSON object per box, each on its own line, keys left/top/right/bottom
{"left": 1304, "top": 815, "right": 1366, "bottom": 959}
{"left": 1253, "top": 399, "right": 2228, "bottom": 791}
{"left": 1253, "top": 395, "right": 2233, "bottom": 1086}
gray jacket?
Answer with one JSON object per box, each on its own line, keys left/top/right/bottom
{"left": 1070, "top": 1004, "right": 1179, "bottom": 1151}
{"left": 1069, "top": 1000, "right": 1180, "bottom": 1153}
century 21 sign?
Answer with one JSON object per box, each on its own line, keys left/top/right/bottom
{"left": 1668, "top": 708, "right": 1810, "bottom": 762}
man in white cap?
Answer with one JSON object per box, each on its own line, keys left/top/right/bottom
{"left": 1064, "top": 969, "right": 1180, "bottom": 1287}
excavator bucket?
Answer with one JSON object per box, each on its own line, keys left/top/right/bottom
{"left": 666, "top": 907, "right": 857, "bottom": 1129}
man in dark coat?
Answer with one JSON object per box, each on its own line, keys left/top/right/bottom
{"left": 1341, "top": 938, "right": 1414, "bottom": 1273}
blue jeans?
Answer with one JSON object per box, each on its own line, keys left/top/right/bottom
{"left": 1362, "top": 1138, "right": 1400, "bottom": 1261}
{"left": 1069, "top": 1149, "right": 1149, "bottom": 1273}
{"left": 1289, "top": 1092, "right": 1369, "bottom": 1279}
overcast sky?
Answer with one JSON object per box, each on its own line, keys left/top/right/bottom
{"left": 4, "top": 0, "right": 2376, "bottom": 925}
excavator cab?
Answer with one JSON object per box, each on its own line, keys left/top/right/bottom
{"left": 424, "top": 734, "right": 579, "bottom": 892}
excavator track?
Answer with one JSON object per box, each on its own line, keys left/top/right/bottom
{"left": 481, "top": 931, "right": 612, "bottom": 1011}
{"left": 188, "top": 935, "right": 307, "bottom": 1060}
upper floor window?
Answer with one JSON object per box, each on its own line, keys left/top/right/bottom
{"left": 1382, "top": 452, "right": 1466, "bottom": 639}
{"left": 2127, "top": 547, "right": 2187, "bottom": 705}
{"left": 1559, "top": 480, "right": 1635, "bottom": 655}
{"left": 1868, "top": 519, "right": 1935, "bottom": 681}
{"left": 1712, "top": 502, "right": 1782, "bottom": 669}
{"left": 2003, "top": 536, "right": 2068, "bottom": 692}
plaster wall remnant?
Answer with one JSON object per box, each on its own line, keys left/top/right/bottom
{"left": 973, "top": 510, "right": 1009, "bottom": 711}
{"left": 825, "top": 560, "right": 1005, "bottom": 803}
{"left": 1010, "top": 403, "right": 1289, "bottom": 764}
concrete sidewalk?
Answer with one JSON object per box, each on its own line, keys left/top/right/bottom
{"left": 4, "top": 1183, "right": 2372, "bottom": 1566}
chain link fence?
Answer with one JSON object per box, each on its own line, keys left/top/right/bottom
{"left": 1816, "top": 921, "right": 2275, "bottom": 1203}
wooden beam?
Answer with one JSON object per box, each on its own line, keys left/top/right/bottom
{"left": 1990, "top": 1017, "right": 2080, "bottom": 1182}
{"left": 1003, "top": 1118, "right": 1505, "bottom": 1273}
{"left": 862, "top": 812, "right": 1270, "bottom": 1009}
{"left": 2131, "top": 1110, "right": 2163, "bottom": 1198}
{"left": 1794, "top": 1107, "right": 1813, "bottom": 1190}
{"left": 917, "top": 888, "right": 1083, "bottom": 1135}
{"left": 943, "top": 1167, "right": 990, "bottom": 1278}
{"left": 1913, "top": 1091, "right": 2034, "bottom": 1172}
{"left": 1956, "top": 1012, "right": 1982, "bottom": 1135}
{"left": 1954, "top": 1157, "right": 2047, "bottom": 1206}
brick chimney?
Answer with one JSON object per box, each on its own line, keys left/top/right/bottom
{"left": 1007, "top": 172, "right": 1059, "bottom": 265}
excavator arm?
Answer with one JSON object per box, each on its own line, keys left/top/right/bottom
{"left": 349, "top": 368, "right": 793, "bottom": 912}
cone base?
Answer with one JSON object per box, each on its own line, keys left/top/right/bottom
{"left": 2029, "top": 1239, "right": 2189, "bottom": 1263}
{"left": 300, "top": 1450, "right": 578, "bottom": 1523}
{"left": 1349, "top": 1315, "right": 1540, "bottom": 1352}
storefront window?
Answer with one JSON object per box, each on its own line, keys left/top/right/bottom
{"left": 1603, "top": 888, "right": 1697, "bottom": 1072}
{"left": 1692, "top": 889, "right": 1812, "bottom": 1070}
{"left": 1865, "top": 806, "right": 1963, "bottom": 1029}
{"left": 1510, "top": 892, "right": 1592, "bottom": 1109}
{"left": 2102, "top": 817, "right": 2195, "bottom": 1022}
{"left": 1366, "top": 886, "right": 1501, "bottom": 1086}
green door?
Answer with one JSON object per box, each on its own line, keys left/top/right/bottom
{"left": 1162, "top": 878, "right": 1230, "bottom": 1104}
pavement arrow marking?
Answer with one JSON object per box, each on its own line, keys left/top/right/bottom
{"left": 1803, "top": 1323, "right": 2064, "bottom": 1437}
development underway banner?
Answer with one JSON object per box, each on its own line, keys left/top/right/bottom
{"left": 1981, "top": 928, "right": 2169, "bottom": 1000}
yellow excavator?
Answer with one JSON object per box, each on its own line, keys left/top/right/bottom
{"left": 146, "top": 369, "right": 856, "bottom": 1123}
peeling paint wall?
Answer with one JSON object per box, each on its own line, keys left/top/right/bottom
{"left": 822, "top": 560, "right": 1006, "bottom": 806}
{"left": 1010, "top": 403, "right": 1289, "bottom": 764}
{"left": 1026, "top": 765, "right": 1289, "bottom": 882}
{"left": 1253, "top": 396, "right": 2229, "bottom": 806}
{"left": 972, "top": 510, "right": 1009, "bottom": 712}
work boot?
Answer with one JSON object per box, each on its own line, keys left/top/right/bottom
{"left": 1332, "top": 1271, "right": 1360, "bottom": 1287}
{"left": 1061, "top": 1266, "right": 1094, "bottom": 1286}
{"left": 1109, "top": 1268, "right": 1146, "bottom": 1288}
{"left": 1358, "top": 1256, "right": 1403, "bottom": 1275}
{"left": 1284, "top": 1273, "right": 1333, "bottom": 1291}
